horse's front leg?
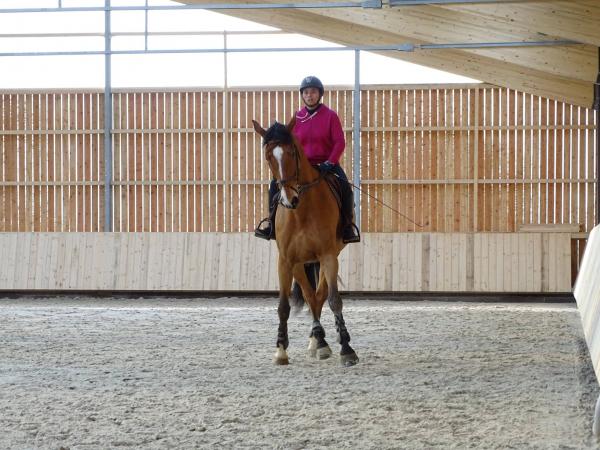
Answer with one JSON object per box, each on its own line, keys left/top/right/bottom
{"left": 321, "top": 255, "right": 359, "bottom": 367}
{"left": 274, "top": 257, "right": 293, "bottom": 365}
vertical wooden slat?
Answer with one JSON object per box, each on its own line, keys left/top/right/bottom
{"left": 398, "top": 89, "right": 408, "bottom": 231}
{"left": 491, "top": 88, "right": 500, "bottom": 232}
{"left": 202, "top": 91, "right": 211, "bottom": 232}
{"left": 17, "top": 94, "right": 26, "bottom": 231}
{"left": 6, "top": 95, "right": 17, "bottom": 231}
{"left": 540, "top": 97, "right": 549, "bottom": 225}
{"left": 567, "top": 104, "right": 576, "bottom": 228}
{"left": 429, "top": 89, "right": 438, "bottom": 232}
{"left": 90, "top": 93, "right": 99, "bottom": 232}
{"left": 81, "top": 94, "right": 90, "bottom": 232}
{"left": 365, "top": 89, "right": 374, "bottom": 231}
{"left": 75, "top": 93, "right": 84, "bottom": 232}
{"left": 459, "top": 89, "right": 470, "bottom": 232}
{"left": 375, "top": 89, "right": 384, "bottom": 232}
{"left": 360, "top": 89, "right": 369, "bottom": 232}
{"left": 555, "top": 101, "right": 564, "bottom": 224}
{"left": 515, "top": 91, "right": 524, "bottom": 230}
{"left": 587, "top": 109, "right": 596, "bottom": 230}
{"left": 414, "top": 89, "right": 423, "bottom": 233}
{"left": 183, "top": 92, "right": 192, "bottom": 232}
{"left": 172, "top": 92, "right": 181, "bottom": 232}
{"left": 547, "top": 99, "right": 556, "bottom": 224}
{"left": 532, "top": 95, "right": 541, "bottom": 225}
{"left": 216, "top": 91, "right": 225, "bottom": 232}
{"left": 165, "top": 92, "right": 174, "bottom": 232}
{"left": 231, "top": 91, "right": 240, "bottom": 232}
{"left": 438, "top": 89, "right": 447, "bottom": 231}
{"left": 524, "top": 94, "right": 533, "bottom": 227}
{"left": 134, "top": 92, "right": 143, "bottom": 232}
{"left": 406, "top": 89, "right": 415, "bottom": 232}
{"left": 156, "top": 92, "right": 165, "bottom": 232}
{"left": 67, "top": 93, "right": 76, "bottom": 232}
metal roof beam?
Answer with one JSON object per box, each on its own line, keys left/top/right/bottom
{"left": 0, "top": 41, "right": 581, "bottom": 58}
{"left": 0, "top": 2, "right": 382, "bottom": 14}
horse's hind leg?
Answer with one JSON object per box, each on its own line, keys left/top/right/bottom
{"left": 293, "top": 263, "right": 331, "bottom": 360}
{"left": 274, "top": 258, "right": 293, "bottom": 365}
{"left": 321, "top": 255, "right": 359, "bottom": 367}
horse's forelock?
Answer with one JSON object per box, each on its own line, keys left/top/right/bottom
{"left": 263, "top": 122, "right": 293, "bottom": 146}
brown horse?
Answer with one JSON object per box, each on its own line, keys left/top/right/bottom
{"left": 252, "top": 117, "right": 359, "bottom": 367}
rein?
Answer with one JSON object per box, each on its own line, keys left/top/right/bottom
{"left": 337, "top": 175, "right": 427, "bottom": 229}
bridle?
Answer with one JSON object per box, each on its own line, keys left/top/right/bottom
{"left": 267, "top": 140, "right": 322, "bottom": 198}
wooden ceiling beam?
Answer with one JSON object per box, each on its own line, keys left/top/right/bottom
{"left": 300, "top": 6, "right": 597, "bottom": 82}
{"left": 440, "top": 1, "right": 600, "bottom": 47}
{"left": 184, "top": 0, "right": 595, "bottom": 106}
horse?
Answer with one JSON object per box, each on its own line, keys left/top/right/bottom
{"left": 252, "top": 117, "right": 359, "bottom": 367}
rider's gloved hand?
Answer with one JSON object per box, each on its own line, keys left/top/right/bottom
{"left": 318, "top": 161, "right": 335, "bottom": 175}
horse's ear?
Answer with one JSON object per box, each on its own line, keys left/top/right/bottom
{"left": 252, "top": 119, "right": 266, "bottom": 137}
{"left": 286, "top": 116, "right": 296, "bottom": 132}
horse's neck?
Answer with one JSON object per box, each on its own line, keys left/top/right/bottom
{"left": 297, "top": 150, "right": 320, "bottom": 184}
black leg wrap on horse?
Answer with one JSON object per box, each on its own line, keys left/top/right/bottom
{"left": 276, "top": 297, "right": 290, "bottom": 349}
{"left": 277, "top": 328, "right": 289, "bottom": 350}
{"left": 334, "top": 313, "right": 351, "bottom": 345}
{"left": 311, "top": 321, "right": 328, "bottom": 348}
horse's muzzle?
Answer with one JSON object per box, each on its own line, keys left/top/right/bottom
{"left": 280, "top": 196, "right": 299, "bottom": 209}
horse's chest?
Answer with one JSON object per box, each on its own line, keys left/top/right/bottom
{"left": 277, "top": 236, "right": 320, "bottom": 263}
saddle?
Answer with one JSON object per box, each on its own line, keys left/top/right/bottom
{"left": 322, "top": 172, "right": 343, "bottom": 216}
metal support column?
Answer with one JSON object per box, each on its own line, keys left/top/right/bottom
{"left": 104, "top": 0, "right": 113, "bottom": 231}
{"left": 353, "top": 49, "right": 361, "bottom": 226}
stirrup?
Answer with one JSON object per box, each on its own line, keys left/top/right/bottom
{"left": 254, "top": 217, "right": 274, "bottom": 240}
{"left": 342, "top": 223, "right": 361, "bottom": 244}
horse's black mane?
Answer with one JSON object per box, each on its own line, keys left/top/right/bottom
{"left": 264, "top": 122, "right": 293, "bottom": 146}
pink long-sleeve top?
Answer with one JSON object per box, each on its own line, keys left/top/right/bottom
{"left": 293, "top": 104, "right": 345, "bottom": 165}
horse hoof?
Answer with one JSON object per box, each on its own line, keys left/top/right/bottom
{"left": 317, "top": 346, "right": 332, "bottom": 360}
{"left": 341, "top": 352, "right": 359, "bottom": 367}
{"left": 274, "top": 345, "right": 288, "bottom": 365}
{"left": 307, "top": 336, "right": 318, "bottom": 358}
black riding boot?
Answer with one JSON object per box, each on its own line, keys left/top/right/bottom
{"left": 340, "top": 180, "right": 360, "bottom": 244}
{"left": 255, "top": 180, "right": 278, "bottom": 240}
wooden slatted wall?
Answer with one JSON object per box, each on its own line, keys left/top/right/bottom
{"left": 0, "top": 92, "right": 104, "bottom": 232}
{"left": 1, "top": 85, "right": 597, "bottom": 234}
{"left": 0, "top": 232, "right": 573, "bottom": 293}
{"left": 360, "top": 87, "right": 597, "bottom": 233}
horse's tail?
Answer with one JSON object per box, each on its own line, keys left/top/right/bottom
{"left": 290, "top": 281, "right": 305, "bottom": 315}
{"left": 290, "top": 263, "right": 321, "bottom": 315}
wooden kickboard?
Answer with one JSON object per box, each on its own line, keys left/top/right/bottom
{"left": 574, "top": 224, "right": 600, "bottom": 382}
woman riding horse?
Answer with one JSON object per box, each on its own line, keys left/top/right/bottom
{"left": 255, "top": 76, "right": 360, "bottom": 244}
{"left": 252, "top": 117, "right": 359, "bottom": 367}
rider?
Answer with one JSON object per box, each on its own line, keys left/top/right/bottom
{"left": 254, "top": 75, "right": 360, "bottom": 244}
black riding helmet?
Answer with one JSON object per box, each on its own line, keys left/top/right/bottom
{"left": 299, "top": 76, "right": 324, "bottom": 97}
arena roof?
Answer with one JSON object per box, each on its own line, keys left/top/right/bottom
{"left": 184, "top": 0, "right": 600, "bottom": 107}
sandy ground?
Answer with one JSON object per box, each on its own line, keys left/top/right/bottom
{"left": 0, "top": 296, "right": 598, "bottom": 450}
